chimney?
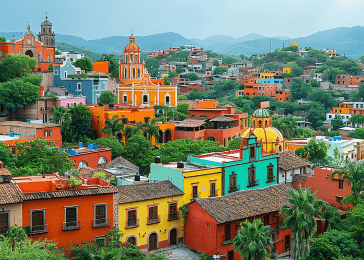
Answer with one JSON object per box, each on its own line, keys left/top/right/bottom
{"left": 134, "top": 173, "right": 140, "bottom": 182}
{"left": 0, "top": 161, "right": 3, "bottom": 169}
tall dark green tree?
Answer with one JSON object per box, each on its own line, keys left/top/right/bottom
{"left": 331, "top": 115, "right": 344, "bottom": 130}
{"left": 74, "top": 57, "right": 93, "bottom": 71}
{"left": 144, "top": 58, "right": 160, "bottom": 77}
{"left": 99, "top": 91, "right": 117, "bottom": 105}
{"left": 0, "top": 54, "right": 38, "bottom": 82}
{"left": 101, "top": 115, "right": 125, "bottom": 138}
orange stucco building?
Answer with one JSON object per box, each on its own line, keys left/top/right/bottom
{"left": 93, "top": 61, "right": 109, "bottom": 74}
{"left": 13, "top": 173, "right": 118, "bottom": 248}
{"left": 118, "top": 35, "right": 177, "bottom": 107}
{"left": 0, "top": 17, "right": 61, "bottom": 71}
{"left": 87, "top": 104, "right": 175, "bottom": 145}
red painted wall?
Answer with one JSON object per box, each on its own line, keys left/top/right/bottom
{"left": 36, "top": 126, "right": 62, "bottom": 148}
{"left": 292, "top": 167, "right": 353, "bottom": 210}
{"left": 70, "top": 148, "right": 112, "bottom": 169}
{"left": 22, "top": 193, "right": 114, "bottom": 248}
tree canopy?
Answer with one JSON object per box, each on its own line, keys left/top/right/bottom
{"left": 144, "top": 58, "right": 160, "bottom": 77}
{"left": 74, "top": 57, "right": 93, "bottom": 71}
{"left": 0, "top": 54, "right": 38, "bottom": 82}
{"left": 99, "top": 91, "right": 117, "bottom": 105}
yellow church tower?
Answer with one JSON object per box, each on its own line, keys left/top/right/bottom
{"left": 118, "top": 35, "right": 177, "bottom": 107}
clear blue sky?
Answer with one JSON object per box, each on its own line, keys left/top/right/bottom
{"left": 2, "top": 0, "right": 364, "bottom": 40}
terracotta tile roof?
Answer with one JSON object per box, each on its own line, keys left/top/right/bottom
{"left": 292, "top": 174, "right": 307, "bottom": 182}
{"left": 105, "top": 156, "right": 139, "bottom": 171}
{"left": 117, "top": 180, "right": 184, "bottom": 204}
{"left": 23, "top": 186, "right": 118, "bottom": 201}
{"left": 79, "top": 167, "right": 108, "bottom": 178}
{"left": 0, "top": 183, "right": 24, "bottom": 204}
{"left": 210, "top": 116, "right": 237, "bottom": 122}
{"left": 279, "top": 150, "right": 310, "bottom": 171}
{"left": 176, "top": 119, "right": 206, "bottom": 128}
{"left": 0, "top": 169, "right": 11, "bottom": 176}
{"left": 195, "top": 183, "right": 291, "bottom": 224}
{"left": 0, "top": 121, "right": 60, "bottom": 129}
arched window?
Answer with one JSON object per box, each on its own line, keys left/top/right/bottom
{"left": 47, "top": 54, "right": 51, "bottom": 62}
{"left": 130, "top": 53, "right": 133, "bottom": 63}
{"left": 124, "top": 68, "right": 127, "bottom": 79}
{"left": 125, "top": 54, "right": 128, "bottom": 64}
{"left": 137, "top": 68, "right": 140, "bottom": 78}
{"left": 142, "top": 94, "right": 149, "bottom": 105}
{"left": 98, "top": 157, "right": 107, "bottom": 168}
{"left": 38, "top": 53, "right": 41, "bottom": 61}
{"left": 135, "top": 54, "right": 139, "bottom": 63}
{"left": 78, "top": 161, "right": 88, "bottom": 169}
{"left": 165, "top": 93, "right": 171, "bottom": 106}
{"left": 123, "top": 93, "right": 128, "bottom": 104}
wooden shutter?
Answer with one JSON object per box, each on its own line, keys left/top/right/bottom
{"left": 169, "top": 203, "right": 177, "bottom": 214}
{"left": 149, "top": 206, "right": 158, "bottom": 220}
{"left": 229, "top": 175, "right": 236, "bottom": 188}
{"left": 32, "top": 211, "right": 44, "bottom": 227}
{"left": 211, "top": 182, "right": 216, "bottom": 192}
{"left": 128, "top": 210, "right": 136, "bottom": 222}
{"left": 96, "top": 205, "right": 106, "bottom": 220}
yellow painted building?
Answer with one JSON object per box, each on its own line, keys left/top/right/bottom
{"left": 290, "top": 42, "right": 299, "bottom": 47}
{"left": 117, "top": 181, "right": 184, "bottom": 251}
{"left": 119, "top": 35, "right": 177, "bottom": 107}
{"left": 150, "top": 161, "right": 223, "bottom": 202}
{"left": 258, "top": 72, "right": 275, "bottom": 79}
{"left": 242, "top": 108, "right": 285, "bottom": 153}
{"left": 283, "top": 67, "right": 291, "bottom": 74}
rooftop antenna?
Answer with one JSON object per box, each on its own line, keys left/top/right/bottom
{"left": 130, "top": 28, "right": 133, "bottom": 36}
{"left": 27, "top": 21, "right": 30, "bottom": 27}
{"left": 45, "top": 11, "right": 48, "bottom": 20}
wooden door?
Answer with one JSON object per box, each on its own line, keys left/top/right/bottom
{"left": 0, "top": 213, "right": 8, "bottom": 233}
{"left": 170, "top": 228, "right": 177, "bottom": 245}
{"left": 149, "top": 233, "right": 158, "bottom": 251}
{"left": 127, "top": 236, "right": 136, "bottom": 245}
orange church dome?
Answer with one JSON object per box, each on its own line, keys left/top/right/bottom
{"left": 124, "top": 35, "right": 140, "bottom": 51}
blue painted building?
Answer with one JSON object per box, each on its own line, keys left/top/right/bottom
{"left": 53, "top": 58, "right": 108, "bottom": 104}
{"left": 257, "top": 78, "right": 283, "bottom": 84}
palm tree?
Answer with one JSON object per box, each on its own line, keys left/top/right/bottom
{"left": 279, "top": 187, "right": 324, "bottom": 260}
{"left": 143, "top": 119, "right": 160, "bottom": 143}
{"left": 332, "top": 162, "right": 364, "bottom": 206}
{"left": 233, "top": 219, "right": 273, "bottom": 260}
{"left": 101, "top": 115, "right": 125, "bottom": 137}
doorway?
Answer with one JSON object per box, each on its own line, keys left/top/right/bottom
{"left": 148, "top": 233, "right": 158, "bottom": 251}
{"left": 170, "top": 228, "right": 177, "bottom": 245}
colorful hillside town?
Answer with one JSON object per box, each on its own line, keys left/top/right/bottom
{"left": 0, "top": 14, "right": 364, "bottom": 260}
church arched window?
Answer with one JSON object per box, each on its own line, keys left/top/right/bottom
{"left": 124, "top": 68, "right": 127, "bottom": 79}
{"left": 137, "top": 68, "right": 140, "bottom": 78}
{"left": 125, "top": 54, "right": 128, "bottom": 64}
{"left": 135, "top": 54, "right": 138, "bottom": 63}
{"left": 130, "top": 54, "right": 133, "bottom": 63}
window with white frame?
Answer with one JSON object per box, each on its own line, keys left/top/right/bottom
{"left": 123, "top": 93, "right": 128, "bottom": 104}
{"left": 93, "top": 204, "right": 108, "bottom": 227}
{"left": 30, "top": 209, "right": 47, "bottom": 234}
{"left": 63, "top": 206, "right": 80, "bottom": 230}
{"left": 77, "top": 83, "right": 82, "bottom": 91}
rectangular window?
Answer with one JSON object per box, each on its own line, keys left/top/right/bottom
{"left": 93, "top": 204, "right": 109, "bottom": 228}
{"left": 249, "top": 147, "right": 256, "bottom": 161}
{"left": 264, "top": 215, "right": 270, "bottom": 226}
{"left": 54, "top": 70, "right": 59, "bottom": 75}
{"left": 192, "top": 185, "right": 198, "bottom": 199}
{"left": 126, "top": 209, "right": 138, "bottom": 228}
{"left": 267, "top": 165, "right": 274, "bottom": 182}
{"left": 44, "top": 131, "right": 48, "bottom": 137}
{"left": 339, "top": 180, "right": 344, "bottom": 190}
{"left": 43, "top": 113, "right": 48, "bottom": 123}
{"left": 63, "top": 207, "right": 80, "bottom": 231}
{"left": 248, "top": 166, "right": 258, "bottom": 187}
{"left": 224, "top": 224, "right": 231, "bottom": 241}
{"left": 210, "top": 182, "right": 217, "bottom": 197}
{"left": 77, "top": 83, "right": 82, "bottom": 91}
{"left": 336, "top": 196, "right": 343, "bottom": 203}
{"left": 0, "top": 212, "right": 9, "bottom": 233}
{"left": 228, "top": 251, "right": 234, "bottom": 260}
{"left": 229, "top": 174, "right": 237, "bottom": 191}
{"left": 148, "top": 206, "right": 159, "bottom": 224}
{"left": 31, "top": 210, "right": 47, "bottom": 234}
{"left": 168, "top": 202, "right": 179, "bottom": 221}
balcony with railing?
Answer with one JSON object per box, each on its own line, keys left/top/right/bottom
{"left": 247, "top": 179, "right": 259, "bottom": 188}
{"left": 30, "top": 224, "right": 48, "bottom": 234}
{"left": 228, "top": 184, "right": 240, "bottom": 193}
{"left": 191, "top": 192, "right": 201, "bottom": 200}
{"left": 168, "top": 212, "right": 180, "bottom": 221}
{"left": 147, "top": 215, "right": 161, "bottom": 225}
{"left": 63, "top": 220, "right": 81, "bottom": 231}
{"left": 267, "top": 176, "right": 276, "bottom": 183}
{"left": 93, "top": 218, "right": 110, "bottom": 228}
{"left": 126, "top": 219, "right": 139, "bottom": 229}
{"left": 209, "top": 189, "right": 218, "bottom": 197}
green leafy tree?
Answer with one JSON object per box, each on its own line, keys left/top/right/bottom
{"left": 306, "top": 89, "right": 338, "bottom": 111}
{"left": 307, "top": 105, "right": 326, "bottom": 129}
{"left": 0, "top": 36, "right": 6, "bottom": 42}
{"left": 94, "top": 136, "right": 123, "bottom": 158}
{"left": 144, "top": 58, "right": 160, "bottom": 77}
{"left": 290, "top": 79, "right": 312, "bottom": 100}
{"left": 213, "top": 66, "right": 228, "bottom": 75}
{"left": 307, "top": 237, "right": 341, "bottom": 260}
{"left": 351, "top": 83, "right": 364, "bottom": 101}
{"left": 279, "top": 187, "right": 324, "bottom": 260}
{"left": 295, "top": 139, "right": 329, "bottom": 165}
{"left": 51, "top": 106, "right": 72, "bottom": 142}
{"left": 155, "top": 139, "right": 226, "bottom": 164}
{"left": 323, "top": 205, "right": 341, "bottom": 230}
{"left": 121, "top": 134, "right": 154, "bottom": 175}
{"left": 233, "top": 219, "right": 273, "bottom": 260}
{"left": 332, "top": 162, "right": 364, "bottom": 206}
{"left": 331, "top": 115, "right": 345, "bottom": 130}
{"left": 322, "top": 67, "right": 343, "bottom": 83}
{"left": 163, "top": 76, "right": 170, "bottom": 85}
{"left": 0, "top": 54, "right": 38, "bottom": 82}
{"left": 101, "top": 115, "right": 125, "bottom": 138}
{"left": 228, "top": 137, "right": 242, "bottom": 150}
{"left": 213, "top": 60, "right": 220, "bottom": 66}
{"left": 349, "top": 114, "right": 364, "bottom": 127}
{"left": 11, "top": 140, "right": 73, "bottom": 176}
{"left": 48, "top": 63, "right": 53, "bottom": 72}
{"left": 272, "top": 115, "right": 299, "bottom": 139}
{"left": 321, "top": 229, "right": 361, "bottom": 257}
{"left": 74, "top": 57, "right": 93, "bottom": 71}
{"left": 348, "top": 128, "right": 364, "bottom": 139}
{"left": 295, "top": 127, "right": 317, "bottom": 138}
{"left": 101, "top": 53, "right": 119, "bottom": 77}
{"left": 0, "top": 142, "right": 15, "bottom": 168}
{"left": 168, "top": 70, "right": 178, "bottom": 78}
{"left": 177, "top": 103, "right": 189, "bottom": 114}
{"left": 142, "top": 120, "right": 160, "bottom": 143}
{"left": 339, "top": 203, "right": 364, "bottom": 247}
{"left": 183, "top": 73, "right": 198, "bottom": 81}
{"left": 0, "top": 78, "right": 40, "bottom": 120}
{"left": 69, "top": 103, "right": 97, "bottom": 142}
{"left": 99, "top": 91, "right": 117, "bottom": 105}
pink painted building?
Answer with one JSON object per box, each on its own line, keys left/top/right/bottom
{"left": 56, "top": 96, "right": 86, "bottom": 108}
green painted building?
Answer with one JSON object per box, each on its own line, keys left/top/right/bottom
{"left": 189, "top": 133, "right": 279, "bottom": 195}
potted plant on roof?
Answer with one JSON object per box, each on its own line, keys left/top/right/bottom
{"left": 67, "top": 177, "right": 82, "bottom": 189}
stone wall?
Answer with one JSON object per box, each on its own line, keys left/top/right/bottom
{"left": 32, "top": 71, "right": 54, "bottom": 91}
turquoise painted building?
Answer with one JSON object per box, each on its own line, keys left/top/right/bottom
{"left": 190, "top": 133, "right": 279, "bottom": 195}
